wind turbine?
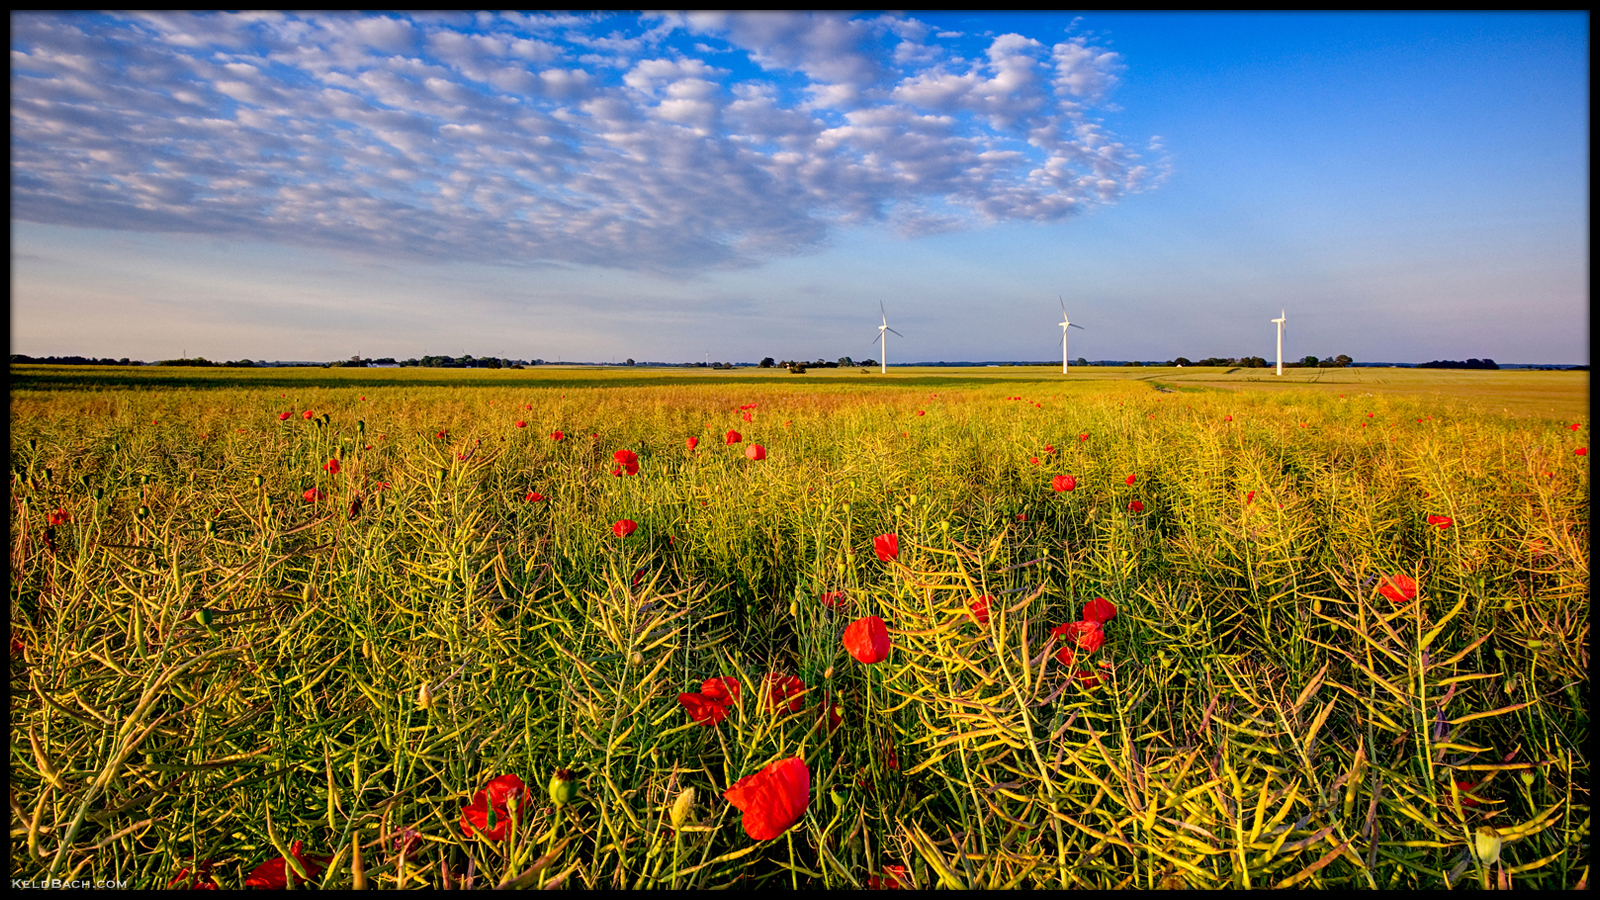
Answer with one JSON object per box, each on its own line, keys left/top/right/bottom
{"left": 873, "top": 302, "right": 903, "bottom": 374}
{"left": 1058, "top": 297, "right": 1086, "bottom": 374}
{"left": 1271, "top": 310, "right": 1287, "bottom": 376}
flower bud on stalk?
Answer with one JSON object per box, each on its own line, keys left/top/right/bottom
{"left": 549, "top": 768, "right": 577, "bottom": 807}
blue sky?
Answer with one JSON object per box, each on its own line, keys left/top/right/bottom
{"left": 10, "top": 12, "right": 1588, "bottom": 364}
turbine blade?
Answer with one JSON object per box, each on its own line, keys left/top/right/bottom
{"left": 887, "top": 328, "right": 904, "bottom": 338}
{"left": 1059, "top": 295, "right": 1067, "bottom": 315}
{"left": 1070, "top": 323, "right": 1085, "bottom": 330}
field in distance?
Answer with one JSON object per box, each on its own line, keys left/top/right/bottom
{"left": 8, "top": 362, "right": 1589, "bottom": 889}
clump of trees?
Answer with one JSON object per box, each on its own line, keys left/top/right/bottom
{"left": 1418, "top": 358, "right": 1498, "bottom": 370}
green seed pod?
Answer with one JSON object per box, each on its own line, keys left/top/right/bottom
{"left": 93, "top": 486, "right": 104, "bottom": 500}
{"left": 137, "top": 505, "right": 150, "bottom": 519}
{"left": 549, "top": 768, "right": 577, "bottom": 807}
{"left": 194, "top": 608, "right": 214, "bottom": 627}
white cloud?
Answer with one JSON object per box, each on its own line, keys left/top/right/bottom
{"left": 10, "top": 12, "right": 1160, "bottom": 273}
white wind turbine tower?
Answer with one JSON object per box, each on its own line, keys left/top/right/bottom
{"left": 873, "top": 302, "right": 903, "bottom": 374}
{"left": 1058, "top": 296, "right": 1086, "bottom": 374}
{"left": 1271, "top": 310, "right": 1288, "bottom": 375}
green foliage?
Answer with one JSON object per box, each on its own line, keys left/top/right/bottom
{"left": 8, "top": 371, "right": 1589, "bottom": 888}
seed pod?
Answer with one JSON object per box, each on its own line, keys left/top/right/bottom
{"left": 416, "top": 682, "right": 434, "bottom": 711}
{"left": 136, "top": 505, "right": 150, "bottom": 519}
{"left": 549, "top": 769, "right": 577, "bottom": 807}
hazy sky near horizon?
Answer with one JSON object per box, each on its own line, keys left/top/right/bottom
{"left": 11, "top": 11, "right": 1589, "bottom": 364}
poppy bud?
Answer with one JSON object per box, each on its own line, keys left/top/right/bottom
{"left": 1473, "top": 826, "right": 1502, "bottom": 865}
{"left": 670, "top": 787, "right": 696, "bottom": 828}
{"left": 549, "top": 768, "right": 577, "bottom": 807}
{"left": 137, "top": 505, "right": 150, "bottom": 519}
{"left": 253, "top": 474, "right": 264, "bottom": 488}
{"left": 416, "top": 682, "right": 434, "bottom": 710}
{"left": 194, "top": 608, "right": 214, "bottom": 627}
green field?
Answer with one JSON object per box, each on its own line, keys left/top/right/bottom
{"left": 9, "top": 365, "right": 1589, "bottom": 888}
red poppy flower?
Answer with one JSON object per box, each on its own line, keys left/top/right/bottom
{"left": 1043, "top": 444, "right": 1054, "bottom": 454}
{"left": 1455, "top": 780, "right": 1484, "bottom": 808}
{"left": 322, "top": 458, "right": 341, "bottom": 475}
{"left": 724, "top": 757, "right": 810, "bottom": 841}
{"left": 725, "top": 429, "right": 742, "bottom": 445}
{"left": 277, "top": 411, "right": 292, "bottom": 421}
{"left": 686, "top": 437, "right": 699, "bottom": 450}
{"left": 1029, "top": 456, "right": 1040, "bottom": 465}
{"left": 613, "top": 519, "right": 638, "bottom": 537}
{"left": 515, "top": 420, "right": 527, "bottom": 428}
{"left": 613, "top": 449, "right": 640, "bottom": 475}
{"left": 1245, "top": 491, "right": 1256, "bottom": 505}
{"left": 525, "top": 491, "right": 545, "bottom": 503}
{"left": 742, "top": 411, "right": 753, "bottom": 422}
{"left": 873, "top": 533, "right": 898, "bottom": 562}
{"left": 1578, "top": 447, "right": 1588, "bottom": 456}
{"left": 679, "top": 677, "right": 742, "bottom": 726}
{"left": 1052, "top": 474, "right": 1076, "bottom": 492}
{"left": 169, "top": 860, "right": 219, "bottom": 890}
{"left": 1427, "top": 515, "right": 1454, "bottom": 529}
{"left": 1051, "top": 620, "right": 1104, "bottom": 656}
{"left": 302, "top": 410, "right": 314, "bottom": 420}
{"left": 461, "top": 774, "right": 531, "bottom": 842}
{"left": 745, "top": 444, "right": 767, "bottom": 461}
{"left": 551, "top": 430, "right": 564, "bottom": 441}
{"left": 1082, "top": 597, "right": 1116, "bottom": 624}
{"left": 1223, "top": 415, "right": 1233, "bottom": 422}
{"left": 1079, "top": 433, "right": 1089, "bottom": 441}
{"left": 869, "top": 865, "right": 908, "bottom": 889}
{"left": 844, "top": 615, "right": 891, "bottom": 664}
{"left": 916, "top": 410, "right": 925, "bottom": 416}
{"left": 244, "top": 841, "right": 327, "bottom": 889}
{"left": 969, "top": 595, "right": 992, "bottom": 625}
{"left": 1128, "top": 500, "right": 1145, "bottom": 513}
{"left": 820, "top": 591, "right": 848, "bottom": 608}
{"left": 1571, "top": 423, "right": 1583, "bottom": 431}
{"left": 1125, "top": 474, "right": 1137, "bottom": 485}
{"left": 303, "top": 488, "right": 325, "bottom": 503}
{"left": 763, "top": 673, "right": 807, "bottom": 713}
{"left": 47, "top": 508, "right": 69, "bottom": 526}
{"left": 1378, "top": 574, "right": 1417, "bottom": 603}
{"left": 1074, "top": 669, "right": 1104, "bottom": 689}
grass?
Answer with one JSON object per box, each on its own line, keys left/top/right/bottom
{"left": 9, "top": 365, "right": 1589, "bottom": 888}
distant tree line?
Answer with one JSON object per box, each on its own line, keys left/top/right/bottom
{"left": 399, "top": 355, "right": 527, "bottom": 369}
{"left": 1417, "top": 358, "right": 1498, "bottom": 370}
{"left": 10, "top": 354, "right": 145, "bottom": 366}
{"left": 1169, "top": 355, "right": 1352, "bottom": 368}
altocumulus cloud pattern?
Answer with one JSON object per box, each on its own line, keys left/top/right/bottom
{"left": 11, "top": 12, "right": 1163, "bottom": 273}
